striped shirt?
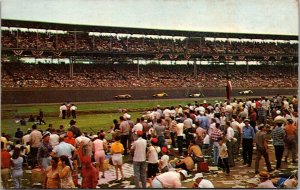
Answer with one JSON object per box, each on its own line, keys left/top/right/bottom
{"left": 211, "top": 129, "right": 223, "bottom": 142}
{"left": 272, "top": 126, "right": 285, "bottom": 146}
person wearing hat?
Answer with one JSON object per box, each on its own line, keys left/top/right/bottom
{"left": 37, "top": 131, "right": 52, "bottom": 169}
{"left": 131, "top": 130, "right": 147, "bottom": 188}
{"left": 254, "top": 124, "right": 273, "bottom": 174}
{"left": 257, "top": 171, "right": 275, "bottom": 188}
{"left": 271, "top": 118, "right": 286, "bottom": 170}
{"left": 159, "top": 146, "right": 170, "bottom": 173}
{"left": 283, "top": 118, "right": 297, "bottom": 163}
{"left": 151, "top": 170, "right": 188, "bottom": 188}
{"left": 146, "top": 138, "right": 161, "bottom": 179}
{"left": 192, "top": 173, "right": 214, "bottom": 188}
{"left": 242, "top": 118, "right": 255, "bottom": 167}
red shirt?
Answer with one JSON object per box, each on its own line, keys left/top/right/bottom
{"left": 1, "top": 149, "right": 11, "bottom": 169}
{"left": 64, "top": 137, "right": 76, "bottom": 146}
{"left": 81, "top": 164, "right": 99, "bottom": 188}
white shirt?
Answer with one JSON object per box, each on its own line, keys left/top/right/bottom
{"left": 60, "top": 105, "right": 67, "bottom": 111}
{"left": 226, "top": 127, "right": 234, "bottom": 141}
{"left": 75, "top": 135, "right": 91, "bottom": 146}
{"left": 148, "top": 146, "right": 161, "bottom": 164}
{"left": 176, "top": 123, "right": 184, "bottom": 136}
{"left": 170, "top": 110, "right": 176, "bottom": 117}
{"left": 22, "top": 134, "right": 30, "bottom": 145}
{"left": 177, "top": 107, "right": 183, "bottom": 114}
{"left": 49, "top": 134, "right": 59, "bottom": 148}
{"left": 163, "top": 109, "right": 171, "bottom": 118}
{"left": 132, "top": 123, "right": 143, "bottom": 134}
{"left": 156, "top": 171, "right": 181, "bottom": 188}
{"left": 225, "top": 105, "right": 233, "bottom": 112}
{"left": 203, "top": 134, "right": 210, "bottom": 145}
{"left": 160, "top": 155, "right": 170, "bottom": 169}
{"left": 198, "top": 106, "right": 205, "bottom": 113}
{"left": 239, "top": 122, "right": 245, "bottom": 133}
{"left": 198, "top": 179, "right": 214, "bottom": 188}
{"left": 70, "top": 105, "right": 77, "bottom": 111}
{"left": 132, "top": 137, "right": 147, "bottom": 162}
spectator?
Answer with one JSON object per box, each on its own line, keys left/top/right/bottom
{"left": 151, "top": 170, "right": 188, "bottom": 188}
{"left": 70, "top": 104, "right": 77, "bottom": 119}
{"left": 192, "top": 173, "right": 214, "bottom": 188}
{"left": 119, "top": 116, "right": 130, "bottom": 155}
{"left": 254, "top": 124, "right": 273, "bottom": 174}
{"left": 146, "top": 138, "right": 161, "bottom": 179}
{"left": 29, "top": 124, "right": 42, "bottom": 168}
{"left": 44, "top": 157, "right": 60, "bottom": 188}
{"left": 37, "top": 131, "right": 52, "bottom": 170}
{"left": 1, "top": 141, "right": 11, "bottom": 189}
{"left": 110, "top": 135, "right": 125, "bottom": 181}
{"left": 130, "top": 130, "right": 147, "bottom": 188}
{"left": 49, "top": 129, "right": 60, "bottom": 148}
{"left": 242, "top": 118, "right": 255, "bottom": 167}
{"left": 10, "top": 147, "right": 24, "bottom": 188}
{"left": 272, "top": 118, "right": 286, "bottom": 170}
{"left": 57, "top": 155, "right": 75, "bottom": 188}
{"left": 69, "top": 120, "right": 81, "bottom": 138}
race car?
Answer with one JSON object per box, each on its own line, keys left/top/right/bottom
{"left": 115, "top": 94, "right": 132, "bottom": 99}
{"left": 189, "top": 93, "right": 205, "bottom": 98}
{"left": 152, "top": 92, "right": 168, "bottom": 97}
{"left": 238, "top": 90, "right": 254, "bottom": 95}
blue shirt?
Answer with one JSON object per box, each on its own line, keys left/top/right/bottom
{"left": 196, "top": 116, "right": 209, "bottom": 130}
{"left": 242, "top": 125, "right": 255, "bottom": 139}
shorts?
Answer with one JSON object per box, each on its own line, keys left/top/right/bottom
{"left": 94, "top": 150, "right": 105, "bottom": 163}
{"left": 112, "top": 153, "right": 123, "bottom": 166}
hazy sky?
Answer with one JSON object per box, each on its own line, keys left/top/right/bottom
{"left": 1, "top": 0, "right": 299, "bottom": 35}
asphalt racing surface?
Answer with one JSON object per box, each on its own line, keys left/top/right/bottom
{"left": 2, "top": 87, "right": 297, "bottom": 104}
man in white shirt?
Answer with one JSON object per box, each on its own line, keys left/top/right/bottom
{"left": 193, "top": 173, "right": 214, "bottom": 188}
{"left": 60, "top": 104, "right": 67, "bottom": 119}
{"left": 70, "top": 104, "right": 77, "bottom": 119}
{"left": 163, "top": 107, "right": 171, "bottom": 119}
{"left": 132, "top": 118, "right": 143, "bottom": 141}
{"left": 131, "top": 130, "right": 147, "bottom": 188}
{"left": 49, "top": 129, "right": 59, "bottom": 148}
{"left": 75, "top": 133, "right": 92, "bottom": 156}
{"left": 225, "top": 122, "right": 235, "bottom": 167}
{"left": 176, "top": 123, "right": 184, "bottom": 156}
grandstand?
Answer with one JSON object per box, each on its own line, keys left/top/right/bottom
{"left": 1, "top": 19, "right": 298, "bottom": 104}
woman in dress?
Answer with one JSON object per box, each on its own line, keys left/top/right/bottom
{"left": 44, "top": 157, "right": 60, "bottom": 188}
{"left": 10, "top": 147, "right": 23, "bottom": 188}
{"left": 92, "top": 133, "right": 107, "bottom": 178}
{"left": 58, "top": 155, "right": 75, "bottom": 188}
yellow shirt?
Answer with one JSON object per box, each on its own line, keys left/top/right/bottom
{"left": 110, "top": 141, "right": 124, "bottom": 154}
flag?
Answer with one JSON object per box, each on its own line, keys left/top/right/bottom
{"left": 226, "top": 80, "right": 232, "bottom": 100}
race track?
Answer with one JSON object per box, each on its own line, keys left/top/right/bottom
{"left": 2, "top": 87, "right": 297, "bottom": 104}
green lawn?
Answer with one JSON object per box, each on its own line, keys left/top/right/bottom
{"left": 0, "top": 97, "right": 233, "bottom": 138}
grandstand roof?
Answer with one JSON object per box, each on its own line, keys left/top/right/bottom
{"left": 2, "top": 19, "right": 298, "bottom": 41}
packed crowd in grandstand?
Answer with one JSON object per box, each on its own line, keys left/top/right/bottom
{"left": 1, "top": 95, "right": 298, "bottom": 188}
{"left": 1, "top": 63, "right": 297, "bottom": 88}
{"left": 2, "top": 30, "right": 298, "bottom": 55}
